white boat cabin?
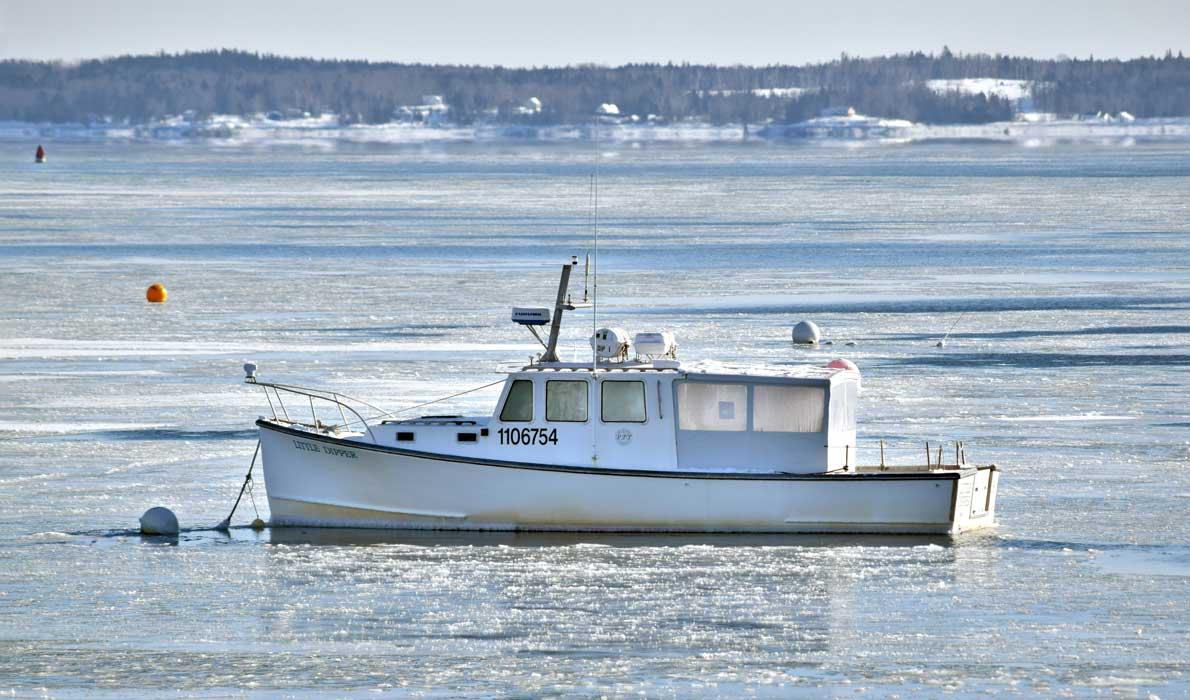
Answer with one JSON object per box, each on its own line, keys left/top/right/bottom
{"left": 374, "top": 362, "right": 859, "bottom": 474}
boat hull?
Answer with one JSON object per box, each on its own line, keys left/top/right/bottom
{"left": 258, "top": 420, "right": 997, "bottom": 535}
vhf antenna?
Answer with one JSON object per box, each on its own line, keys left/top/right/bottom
{"left": 583, "top": 252, "right": 590, "bottom": 304}
{"left": 590, "top": 112, "right": 600, "bottom": 466}
{"left": 591, "top": 121, "right": 599, "bottom": 376}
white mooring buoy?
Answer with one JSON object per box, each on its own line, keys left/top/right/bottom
{"left": 792, "top": 320, "right": 821, "bottom": 345}
{"left": 139, "top": 506, "right": 179, "bottom": 535}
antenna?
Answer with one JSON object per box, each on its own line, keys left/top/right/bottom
{"left": 583, "top": 253, "right": 590, "bottom": 304}
{"left": 591, "top": 114, "right": 600, "bottom": 466}
{"left": 592, "top": 121, "right": 599, "bottom": 375}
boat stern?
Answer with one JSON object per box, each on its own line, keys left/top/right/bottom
{"left": 951, "top": 465, "right": 1000, "bottom": 533}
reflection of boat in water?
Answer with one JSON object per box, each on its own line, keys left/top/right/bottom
{"left": 34, "top": 145, "right": 46, "bottom": 163}
{"left": 248, "top": 258, "right": 999, "bottom": 535}
{"left": 263, "top": 527, "right": 958, "bottom": 549}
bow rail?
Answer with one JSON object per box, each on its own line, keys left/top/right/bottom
{"left": 245, "top": 370, "right": 381, "bottom": 443}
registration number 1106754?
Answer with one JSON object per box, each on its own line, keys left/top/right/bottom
{"left": 497, "top": 427, "right": 559, "bottom": 446}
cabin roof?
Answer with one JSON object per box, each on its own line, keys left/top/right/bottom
{"left": 681, "top": 360, "right": 844, "bottom": 380}
{"left": 509, "top": 360, "right": 856, "bottom": 384}
{"left": 517, "top": 365, "right": 678, "bottom": 373}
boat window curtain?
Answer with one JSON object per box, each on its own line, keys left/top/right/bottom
{"left": 677, "top": 382, "right": 747, "bottom": 431}
{"left": 828, "top": 381, "right": 857, "bottom": 433}
{"left": 753, "top": 385, "right": 825, "bottom": 433}
{"left": 546, "top": 380, "right": 588, "bottom": 422}
{"left": 601, "top": 381, "right": 646, "bottom": 422}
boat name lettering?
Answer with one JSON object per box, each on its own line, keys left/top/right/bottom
{"left": 498, "top": 427, "right": 559, "bottom": 446}
{"left": 322, "top": 446, "right": 358, "bottom": 459}
{"left": 293, "top": 439, "right": 358, "bottom": 459}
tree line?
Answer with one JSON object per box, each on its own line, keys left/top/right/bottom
{"left": 0, "top": 48, "right": 1187, "bottom": 125}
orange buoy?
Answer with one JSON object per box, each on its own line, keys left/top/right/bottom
{"left": 146, "top": 283, "right": 168, "bottom": 303}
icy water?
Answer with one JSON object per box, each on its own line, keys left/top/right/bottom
{"left": 1, "top": 140, "right": 1188, "bottom": 698}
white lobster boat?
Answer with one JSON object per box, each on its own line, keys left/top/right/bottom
{"left": 250, "top": 259, "right": 999, "bottom": 534}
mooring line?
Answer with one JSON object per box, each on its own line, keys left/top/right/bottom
{"left": 215, "top": 439, "right": 261, "bottom": 531}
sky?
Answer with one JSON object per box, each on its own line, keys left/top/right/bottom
{"left": 1, "top": 0, "right": 1187, "bottom": 66}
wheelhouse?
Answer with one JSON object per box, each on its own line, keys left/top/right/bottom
{"left": 378, "top": 363, "right": 859, "bottom": 475}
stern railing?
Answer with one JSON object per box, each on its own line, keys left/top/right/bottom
{"left": 837, "top": 440, "right": 974, "bottom": 472}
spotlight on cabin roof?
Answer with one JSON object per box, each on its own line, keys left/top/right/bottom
{"left": 792, "top": 320, "right": 821, "bottom": 345}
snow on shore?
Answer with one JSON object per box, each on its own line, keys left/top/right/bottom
{"left": 925, "top": 78, "right": 1036, "bottom": 102}
{"left": 4, "top": 112, "right": 1190, "bottom": 146}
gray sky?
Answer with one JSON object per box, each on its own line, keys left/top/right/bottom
{"left": 1, "top": 0, "right": 1186, "bottom": 66}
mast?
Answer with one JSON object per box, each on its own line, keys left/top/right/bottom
{"left": 538, "top": 261, "right": 576, "bottom": 363}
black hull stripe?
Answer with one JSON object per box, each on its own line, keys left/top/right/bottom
{"left": 258, "top": 419, "right": 976, "bottom": 482}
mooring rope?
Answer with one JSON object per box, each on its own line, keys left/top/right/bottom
{"left": 215, "top": 439, "right": 260, "bottom": 531}
{"left": 939, "top": 310, "right": 969, "bottom": 345}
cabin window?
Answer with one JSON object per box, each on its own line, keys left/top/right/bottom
{"left": 676, "top": 382, "right": 747, "bottom": 431}
{"left": 500, "top": 379, "right": 534, "bottom": 422}
{"left": 601, "top": 380, "right": 646, "bottom": 423}
{"left": 753, "top": 385, "right": 825, "bottom": 433}
{"left": 546, "top": 380, "right": 588, "bottom": 422}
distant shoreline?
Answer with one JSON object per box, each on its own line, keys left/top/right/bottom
{"left": 6, "top": 113, "right": 1190, "bottom": 146}
{"left": 4, "top": 50, "right": 1189, "bottom": 130}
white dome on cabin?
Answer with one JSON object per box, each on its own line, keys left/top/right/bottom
{"left": 634, "top": 331, "right": 677, "bottom": 358}
{"left": 591, "top": 327, "right": 630, "bottom": 360}
{"left": 792, "top": 320, "right": 821, "bottom": 345}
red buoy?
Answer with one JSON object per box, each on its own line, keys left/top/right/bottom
{"left": 35, "top": 145, "right": 46, "bottom": 163}
{"left": 826, "top": 358, "right": 859, "bottom": 373}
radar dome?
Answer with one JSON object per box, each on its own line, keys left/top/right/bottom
{"left": 634, "top": 331, "right": 677, "bottom": 359}
{"left": 591, "top": 327, "right": 630, "bottom": 361}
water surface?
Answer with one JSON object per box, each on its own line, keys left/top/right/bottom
{"left": 0, "top": 140, "right": 1187, "bottom": 697}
